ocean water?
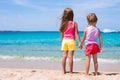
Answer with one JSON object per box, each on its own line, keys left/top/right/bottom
{"left": 0, "top": 31, "right": 120, "bottom": 62}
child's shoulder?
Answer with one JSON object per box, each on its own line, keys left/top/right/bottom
{"left": 84, "top": 27, "right": 88, "bottom": 33}
{"left": 96, "top": 27, "right": 100, "bottom": 30}
{"left": 68, "top": 20, "right": 76, "bottom": 23}
{"left": 94, "top": 27, "right": 100, "bottom": 32}
{"left": 68, "top": 21, "right": 77, "bottom": 27}
{"left": 73, "top": 21, "right": 78, "bottom": 28}
{"left": 73, "top": 21, "right": 77, "bottom": 24}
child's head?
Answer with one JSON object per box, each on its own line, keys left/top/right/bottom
{"left": 62, "top": 8, "right": 74, "bottom": 21}
{"left": 87, "top": 13, "right": 98, "bottom": 25}
{"left": 60, "top": 8, "right": 74, "bottom": 32}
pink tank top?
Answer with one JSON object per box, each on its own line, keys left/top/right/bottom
{"left": 85, "top": 26, "right": 99, "bottom": 45}
{"left": 63, "top": 21, "right": 75, "bottom": 40}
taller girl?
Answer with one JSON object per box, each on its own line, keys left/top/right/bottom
{"left": 59, "top": 8, "right": 81, "bottom": 74}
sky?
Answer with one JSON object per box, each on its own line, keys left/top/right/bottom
{"left": 0, "top": 0, "right": 120, "bottom": 31}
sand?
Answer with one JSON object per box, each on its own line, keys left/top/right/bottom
{"left": 0, "top": 68, "right": 120, "bottom": 80}
{"left": 0, "top": 59, "right": 120, "bottom": 80}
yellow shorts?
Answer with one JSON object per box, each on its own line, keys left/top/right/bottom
{"left": 61, "top": 39, "right": 76, "bottom": 50}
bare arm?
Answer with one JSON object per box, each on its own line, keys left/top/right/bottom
{"left": 98, "top": 29, "right": 102, "bottom": 51}
{"left": 75, "top": 22, "right": 81, "bottom": 43}
{"left": 79, "top": 28, "right": 87, "bottom": 49}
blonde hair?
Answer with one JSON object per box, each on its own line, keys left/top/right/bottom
{"left": 87, "top": 13, "right": 98, "bottom": 25}
{"left": 59, "top": 8, "right": 74, "bottom": 33}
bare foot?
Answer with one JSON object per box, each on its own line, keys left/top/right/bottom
{"left": 93, "top": 72, "right": 100, "bottom": 76}
{"left": 62, "top": 71, "right": 66, "bottom": 74}
{"left": 69, "top": 71, "right": 73, "bottom": 74}
{"left": 85, "top": 73, "right": 89, "bottom": 76}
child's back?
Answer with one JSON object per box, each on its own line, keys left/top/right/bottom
{"left": 63, "top": 21, "right": 75, "bottom": 40}
{"left": 85, "top": 26, "right": 99, "bottom": 45}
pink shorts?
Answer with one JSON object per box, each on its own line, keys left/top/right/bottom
{"left": 85, "top": 43, "right": 100, "bottom": 55}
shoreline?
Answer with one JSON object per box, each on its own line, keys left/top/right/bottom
{"left": 0, "top": 58, "right": 120, "bottom": 72}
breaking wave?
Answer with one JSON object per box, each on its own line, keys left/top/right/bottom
{"left": 102, "top": 29, "right": 119, "bottom": 33}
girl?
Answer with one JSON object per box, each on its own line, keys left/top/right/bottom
{"left": 79, "top": 13, "right": 102, "bottom": 75}
{"left": 59, "top": 8, "right": 81, "bottom": 74}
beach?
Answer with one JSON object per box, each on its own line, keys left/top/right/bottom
{"left": 0, "top": 58, "right": 120, "bottom": 80}
{"left": 0, "top": 0, "right": 120, "bottom": 79}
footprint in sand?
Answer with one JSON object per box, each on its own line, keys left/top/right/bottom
{"left": 6, "top": 73, "right": 17, "bottom": 78}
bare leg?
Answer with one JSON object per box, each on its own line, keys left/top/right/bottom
{"left": 68, "top": 51, "right": 74, "bottom": 73}
{"left": 85, "top": 54, "right": 91, "bottom": 75}
{"left": 92, "top": 54, "right": 98, "bottom": 75}
{"left": 61, "top": 51, "right": 68, "bottom": 74}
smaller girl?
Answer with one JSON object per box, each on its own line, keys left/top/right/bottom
{"left": 79, "top": 13, "right": 102, "bottom": 75}
{"left": 59, "top": 8, "right": 81, "bottom": 74}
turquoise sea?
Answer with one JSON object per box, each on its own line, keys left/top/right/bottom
{"left": 0, "top": 31, "right": 120, "bottom": 62}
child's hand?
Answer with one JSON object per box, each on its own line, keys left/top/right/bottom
{"left": 79, "top": 45, "right": 82, "bottom": 49}
{"left": 78, "top": 43, "right": 82, "bottom": 49}
{"left": 100, "top": 48, "right": 102, "bottom": 52}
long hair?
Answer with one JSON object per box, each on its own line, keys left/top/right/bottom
{"left": 59, "top": 8, "right": 74, "bottom": 33}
